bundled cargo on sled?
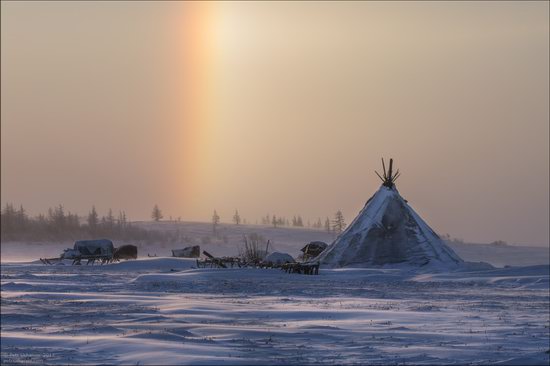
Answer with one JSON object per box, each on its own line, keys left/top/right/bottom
{"left": 41, "top": 239, "right": 116, "bottom": 265}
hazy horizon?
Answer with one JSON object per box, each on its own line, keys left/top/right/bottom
{"left": 1, "top": 1, "right": 549, "bottom": 246}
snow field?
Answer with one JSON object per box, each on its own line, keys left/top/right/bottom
{"left": 1, "top": 259, "right": 549, "bottom": 365}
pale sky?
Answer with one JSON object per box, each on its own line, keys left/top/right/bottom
{"left": 1, "top": 1, "right": 548, "bottom": 246}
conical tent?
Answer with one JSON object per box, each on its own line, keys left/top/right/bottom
{"left": 316, "top": 159, "right": 463, "bottom": 268}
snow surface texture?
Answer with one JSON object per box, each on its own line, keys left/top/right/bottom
{"left": 1, "top": 259, "right": 549, "bottom": 365}
{"left": 317, "top": 185, "right": 463, "bottom": 268}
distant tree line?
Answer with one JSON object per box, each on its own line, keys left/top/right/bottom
{"left": 218, "top": 209, "right": 348, "bottom": 234}
{"left": 259, "top": 211, "right": 346, "bottom": 234}
{"left": 1, "top": 203, "right": 178, "bottom": 243}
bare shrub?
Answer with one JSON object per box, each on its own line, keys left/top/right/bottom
{"left": 239, "top": 233, "right": 269, "bottom": 263}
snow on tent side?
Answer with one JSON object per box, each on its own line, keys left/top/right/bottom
{"left": 316, "top": 159, "right": 463, "bottom": 269}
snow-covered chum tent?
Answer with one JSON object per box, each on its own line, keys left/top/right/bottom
{"left": 73, "top": 239, "right": 114, "bottom": 257}
{"left": 316, "top": 159, "right": 463, "bottom": 269}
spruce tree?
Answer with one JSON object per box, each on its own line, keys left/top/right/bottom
{"left": 212, "top": 210, "right": 220, "bottom": 233}
{"left": 332, "top": 210, "right": 346, "bottom": 234}
{"left": 233, "top": 210, "right": 241, "bottom": 225}
{"left": 325, "top": 217, "right": 331, "bottom": 233}
{"left": 88, "top": 206, "right": 99, "bottom": 235}
{"left": 151, "top": 205, "right": 163, "bottom": 222}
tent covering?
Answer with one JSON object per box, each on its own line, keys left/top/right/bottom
{"left": 316, "top": 185, "right": 463, "bottom": 268}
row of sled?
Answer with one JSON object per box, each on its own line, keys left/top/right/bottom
{"left": 38, "top": 240, "right": 326, "bottom": 275}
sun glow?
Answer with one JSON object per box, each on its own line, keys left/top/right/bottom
{"left": 178, "top": 2, "right": 220, "bottom": 216}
